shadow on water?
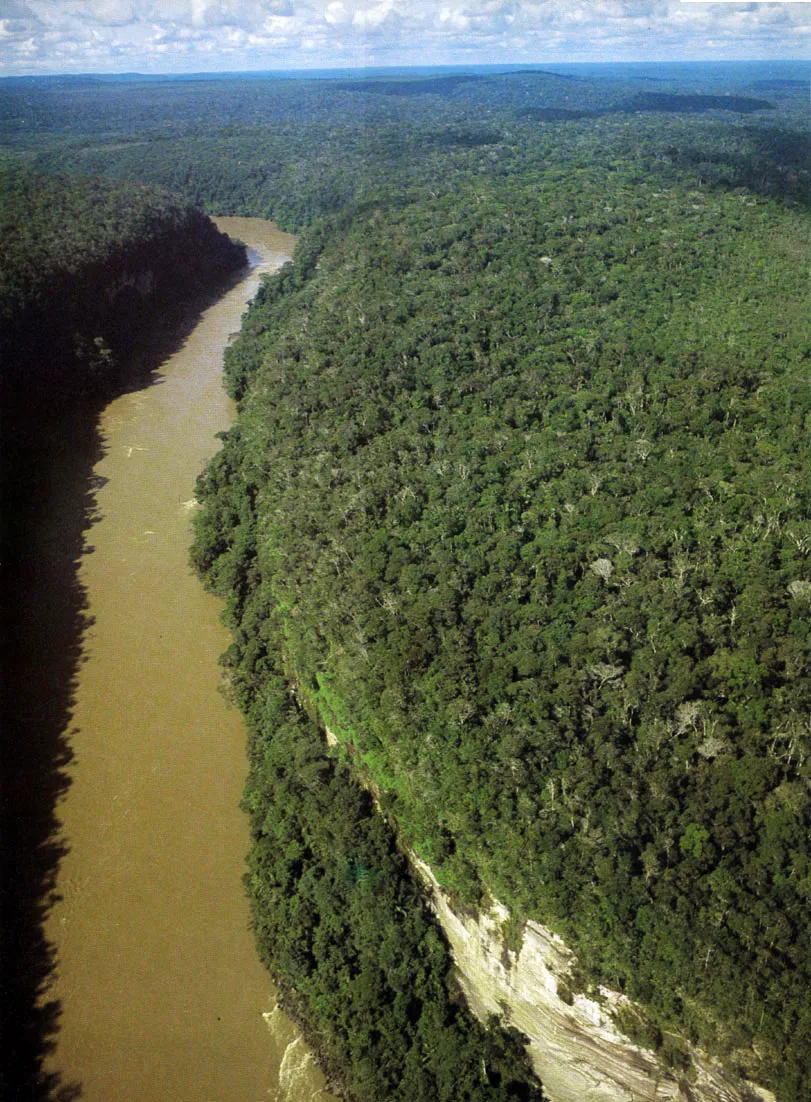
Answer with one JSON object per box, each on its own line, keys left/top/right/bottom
{"left": 0, "top": 259, "right": 250, "bottom": 1101}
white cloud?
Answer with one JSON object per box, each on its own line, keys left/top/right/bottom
{"left": 263, "top": 13, "right": 295, "bottom": 33}
{"left": 191, "top": 0, "right": 209, "bottom": 27}
{"left": 439, "top": 9, "right": 472, "bottom": 33}
{"left": 324, "top": 1, "right": 349, "bottom": 26}
{"left": 1, "top": 0, "right": 809, "bottom": 74}
{"left": 351, "top": 2, "right": 399, "bottom": 31}
{"left": 84, "top": 0, "right": 135, "bottom": 25}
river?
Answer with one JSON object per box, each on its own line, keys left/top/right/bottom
{"left": 39, "top": 218, "right": 335, "bottom": 1101}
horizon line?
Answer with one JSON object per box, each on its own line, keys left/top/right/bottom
{"left": 1, "top": 57, "right": 809, "bottom": 81}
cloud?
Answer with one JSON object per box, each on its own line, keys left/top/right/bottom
{"left": 83, "top": 0, "right": 136, "bottom": 25}
{"left": 0, "top": 18, "right": 29, "bottom": 35}
{"left": 0, "top": 0, "right": 40, "bottom": 45}
{"left": 439, "top": 9, "right": 472, "bottom": 33}
{"left": 325, "top": 1, "right": 349, "bottom": 26}
{"left": 352, "top": 3, "right": 398, "bottom": 32}
{"left": 1, "top": 0, "right": 809, "bottom": 74}
{"left": 0, "top": 0, "right": 37, "bottom": 16}
{"left": 263, "top": 13, "right": 296, "bottom": 33}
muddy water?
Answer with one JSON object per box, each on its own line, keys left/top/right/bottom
{"left": 42, "top": 219, "right": 335, "bottom": 1102}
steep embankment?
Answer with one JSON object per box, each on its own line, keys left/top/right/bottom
{"left": 0, "top": 165, "right": 246, "bottom": 600}
{"left": 1, "top": 164, "right": 245, "bottom": 383}
{"left": 319, "top": 719, "right": 775, "bottom": 1102}
{"left": 0, "top": 166, "right": 245, "bottom": 395}
{"left": 193, "top": 158, "right": 810, "bottom": 1102}
{"left": 411, "top": 860, "right": 776, "bottom": 1102}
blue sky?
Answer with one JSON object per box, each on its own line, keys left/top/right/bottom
{"left": 1, "top": 1, "right": 809, "bottom": 76}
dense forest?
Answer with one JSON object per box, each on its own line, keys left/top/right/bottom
{"left": 0, "top": 165, "right": 245, "bottom": 389}
{"left": 187, "top": 68, "right": 809, "bottom": 1101}
{"left": 3, "top": 63, "right": 809, "bottom": 1101}
{"left": 239, "top": 642, "right": 542, "bottom": 1101}
{"left": 193, "top": 164, "right": 811, "bottom": 1096}
{"left": 2, "top": 66, "right": 808, "bottom": 227}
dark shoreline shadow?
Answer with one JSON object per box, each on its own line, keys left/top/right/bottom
{"left": 0, "top": 258, "right": 250, "bottom": 1101}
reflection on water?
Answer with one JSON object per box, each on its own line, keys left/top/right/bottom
{"left": 25, "top": 218, "right": 335, "bottom": 1101}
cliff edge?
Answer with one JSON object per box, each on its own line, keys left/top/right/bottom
{"left": 411, "top": 857, "right": 775, "bottom": 1102}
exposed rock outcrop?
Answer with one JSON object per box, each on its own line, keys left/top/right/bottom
{"left": 411, "top": 857, "right": 774, "bottom": 1102}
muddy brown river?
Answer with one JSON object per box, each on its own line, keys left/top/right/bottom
{"left": 41, "top": 219, "right": 335, "bottom": 1101}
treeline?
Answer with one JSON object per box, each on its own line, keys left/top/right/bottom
{"left": 192, "top": 132, "right": 810, "bottom": 1100}
{"left": 0, "top": 165, "right": 245, "bottom": 390}
{"left": 2, "top": 67, "right": 807, "bottom": 230}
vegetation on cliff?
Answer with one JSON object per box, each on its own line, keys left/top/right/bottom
{"left": 231, "top": 630, "right": 543, "bottom": 1101}
{"left": 191, "top": 99, "right": 810, "bottom": 1099}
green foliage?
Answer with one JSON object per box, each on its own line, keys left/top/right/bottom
{"left": 0, "top": 164, "right": 245, "bottom": 387}
{"left": 679, "top": 824, "right": 711, "bottom": 861}
{"left": 611, "top": 1004, "right": 663, "bottom": 1053}
{"left": 192, "top": 127, "right": 810, "bottom": 1098}
{"left": 2, "top": 66, "right": 807, "bottom": 227}
{"left": 233, "top": 627, "right": 543, "bottom": 1101}
{"left": 8, "top": 62, "right": 809, "bottom": 1101}
{"left": 620, "top": 92, "right": 774, "bottom": 115}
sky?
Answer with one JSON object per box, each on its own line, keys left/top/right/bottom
{"left": 0, "top": 1, "right": 809, "bottom": 76}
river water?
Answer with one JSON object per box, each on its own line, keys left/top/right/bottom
{"left": 40, "top": 218, "right": 335, "bottom": 1101}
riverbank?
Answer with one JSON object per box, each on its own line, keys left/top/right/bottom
{"left": 1, "top": 218, "right": 334, "bottom": 1101}
{"left": 1, "top": 239, "right": 247, "bottom": 1102}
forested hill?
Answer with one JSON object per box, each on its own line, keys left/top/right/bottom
{"left": 0, "top": 166, "right": 245, "bottom": 390}
{"left": 192, "top": 127, "right": 811, "bottom": 1098}
{"left": 5, "top": 64, "right": 808, "bottom": 1101}
{"left": 2, "top": 65, "right": 807, "bottom": 227}
{"left": 0, "top": 164, "right": 245, "bottom": 585}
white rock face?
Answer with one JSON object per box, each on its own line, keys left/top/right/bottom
{"left": 411, "top": 857, "right": 774, "bottom": 1102}
{"left": 321, "top": 720, "right": 774, "bottom": 1102}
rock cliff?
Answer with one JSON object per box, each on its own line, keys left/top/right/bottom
{"left": 322, "top": 732, "right": 775, "bottom": 1102}
{"left": 410, "top": 857, "right": 775, "bottom": 1102}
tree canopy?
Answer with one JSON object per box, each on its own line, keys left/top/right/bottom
{"left": 192, "top": 87, "right": 810, "bottom": 1099}
{"left": 4, "top": 61, "right": 808, "bottom": 1102}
